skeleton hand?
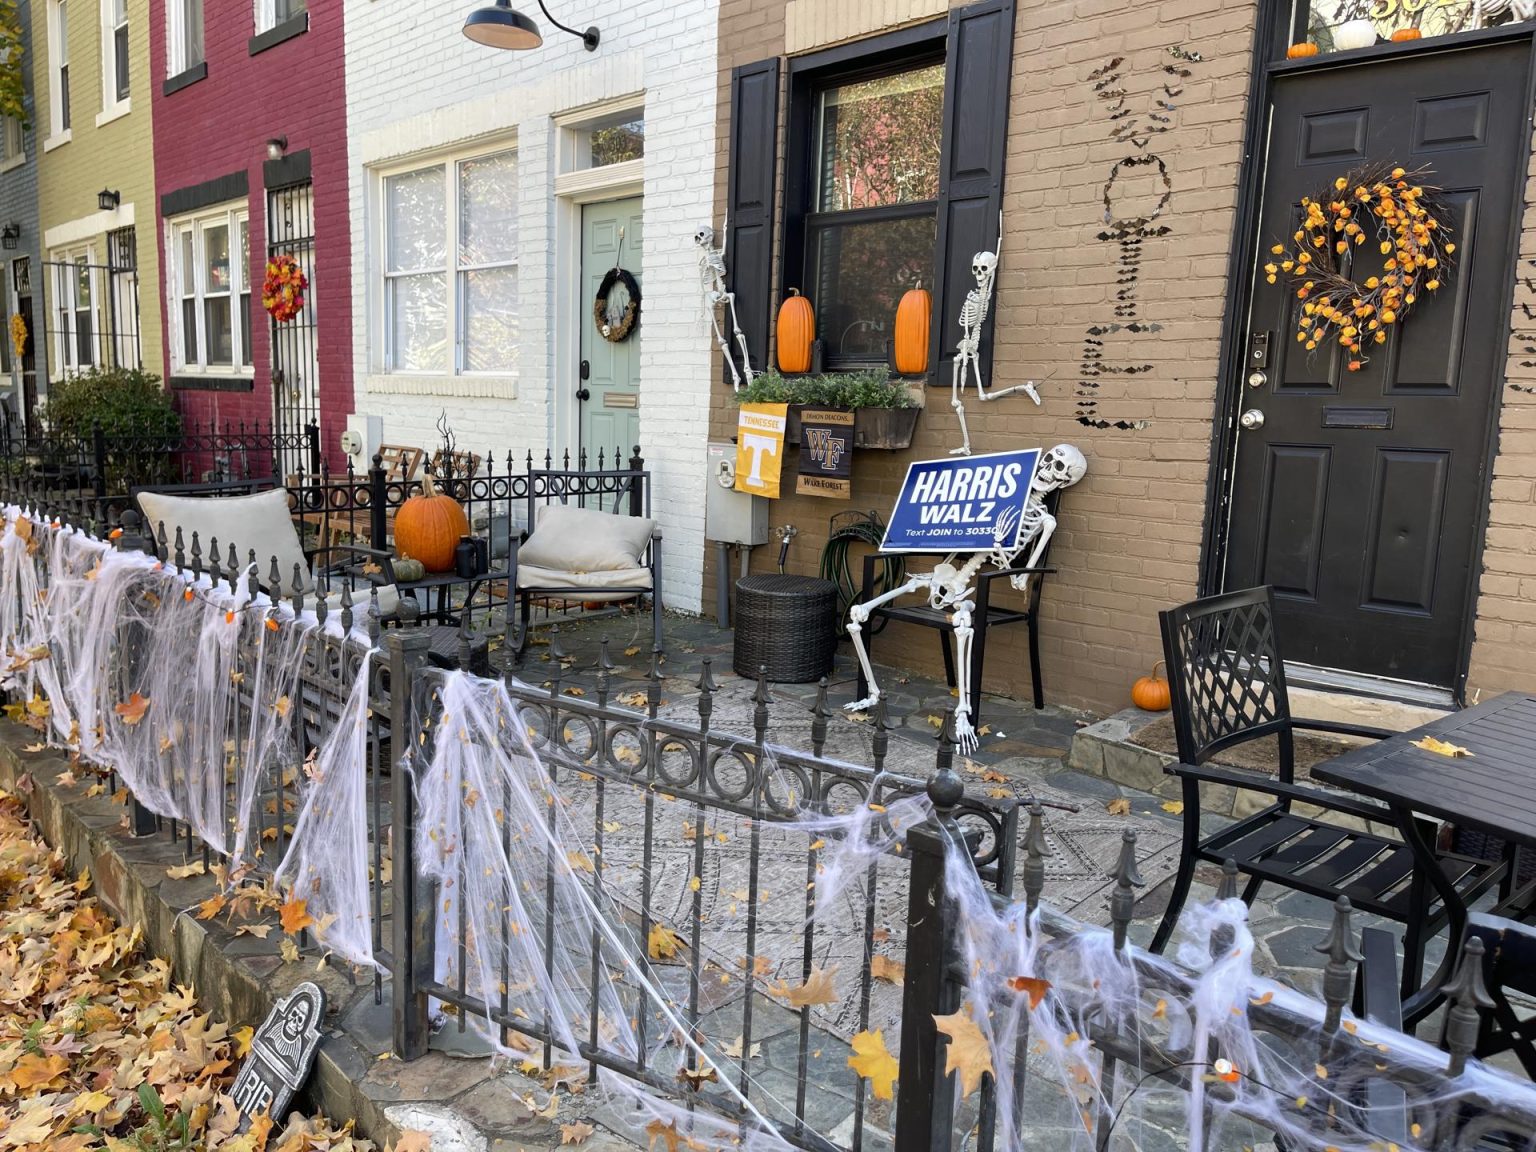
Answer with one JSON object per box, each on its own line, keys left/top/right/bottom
{"left": 993, "top": 506, "right": 1021, "bottom": 548}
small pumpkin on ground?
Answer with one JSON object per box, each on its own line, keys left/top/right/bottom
{"left": 393, "top": 472, "right": 468, "bottom": 573}
{"left": 392, "top": 555, "right": 427, "bottom": 583}
{"left": 777, "top": 289, "right": 816, "bottom": 374}
{"left": 893, "top": 282, "right": 932, "bottom": 376}
{"left": 1132, "top": 660, "right": 1171, "bottom": 711}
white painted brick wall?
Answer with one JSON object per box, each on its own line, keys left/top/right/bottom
{"left": 344, "top": 0, "right": 720, "bottom": 612}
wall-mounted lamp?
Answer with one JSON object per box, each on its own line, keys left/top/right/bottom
{"left": 266, "top": 136, "right": 288, "bottom": 161}
{"left": 1, "top": 224, "right": 20, "bottom": 251}
{"left": 463, "top": 0, "right": 599, "bottom": 51}
{"left": 97, "top": 188, "right": 120, "bottom": 211}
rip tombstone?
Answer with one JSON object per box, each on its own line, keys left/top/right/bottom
{"left": 230, "top": 982, "right": 325, "bottom": 1129}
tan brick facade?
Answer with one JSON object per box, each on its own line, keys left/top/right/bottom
{"left": 33, "top": 0, "right": 162, "bottom": 384}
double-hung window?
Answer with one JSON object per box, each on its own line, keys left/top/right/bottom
{"left": 257, "top": 0, "right": 305, "bottom": 33}
{"left": 47, "top": 0, "right": 70, "bottom": 137}
{"left": 381, "top": 147, "right": 518, "bottom": 377}
{"left": 0, "top": 117, "right": 24, "bottom": 165}
{"left": 49, "top": 249, "right": 97, "bottom": 375}
{"left": 167, "top": 0, "right": 203, "bottom": 75}
{"left": 102, "top": 0, "right": 128, "bottom": 108}
{"left": 803, "top": 60, "right": 943, "bottom": 367}
{"left": 169, "top": 205, "right": 253, "bottom": 376}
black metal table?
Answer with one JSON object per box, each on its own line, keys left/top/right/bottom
{"left": 398, "top": 567, "right": 509, "bottom": 625}
{"left": 1313, "top": 691, "right": 1536, "bottom": 1019}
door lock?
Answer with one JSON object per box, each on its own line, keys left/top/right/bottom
{"left": 1239, "top": 408, "right": 1265, "bottom": 430}
{"left": 1247, "top": 370, "right": 1267, "bottom": 389}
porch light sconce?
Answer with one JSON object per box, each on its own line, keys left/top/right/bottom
{"left": 266, "top": 136, "right": 288, "bottom": 161}
{"left": 97, "top": 188, "right": 120, "bottom": 211}
{"left": 463, "top": 0, "right": 599, "bottom": 52}
{"left": 1, "top": 224, "right": 19, "bottom": 251}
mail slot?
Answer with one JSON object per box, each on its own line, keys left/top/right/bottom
{"left": 1322, "top": 406, "right": 1393, "bottom": 430}
{"left": 603, "top": 392, "right": 638, "bottom": 409}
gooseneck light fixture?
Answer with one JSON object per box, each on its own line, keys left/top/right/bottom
{"left": 462, "top": 0, "right": 599, "bottom": 51}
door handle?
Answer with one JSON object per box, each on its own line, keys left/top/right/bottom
{"left": 576, "top": 387, "right": 591, "bottom": 402}
{"left": 1239, "top": 408, "right": 1265, "bottom": 430}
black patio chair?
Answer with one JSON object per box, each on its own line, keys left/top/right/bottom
{"left": 1151, "top": 586, "right": 1507, "bottom": 999}
{"left": 854, "top": 488, "right": 1063, "bottom": 724}
{"left": 1461, "top": 912, "right": 1536, "bottom": 1078}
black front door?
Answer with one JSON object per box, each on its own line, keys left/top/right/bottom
{"left": 1224, "top": 39, "right": 1529, "bottom": 688}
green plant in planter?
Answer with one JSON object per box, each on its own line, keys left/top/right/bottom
{"left": 734, "top": 367, "right": 918, "bottom": 409}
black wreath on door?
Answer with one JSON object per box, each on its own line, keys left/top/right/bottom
{"left": 593, "top": 267, "right": 641, "bottom": 343}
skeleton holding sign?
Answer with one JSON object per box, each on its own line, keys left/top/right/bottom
{"left": 695, "top": 224, "right": 755, "bottom": 391}
{"left": 844, "top": 445, "right": 1087, "bottom": 752}
{"left": 949, "top": 216, "right": 1042, "bottom": 457}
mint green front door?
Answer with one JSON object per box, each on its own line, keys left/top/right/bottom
{"left": 579, "top": 197, "right": 643, "bottom": 460}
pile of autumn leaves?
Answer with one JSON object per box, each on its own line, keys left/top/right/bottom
{"left": 0, "top": 793, "right": 395, "bottom": 1152}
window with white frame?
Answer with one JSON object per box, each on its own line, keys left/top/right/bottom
{"left": 257, "top": 0, "right": 305, "bottom": 34}
{"left": 381, "top": 147, "right": 518, "bottom": 376}
{"left": 1, "top": 117, "right": 24, "bottom": 164}
{"left": 167, "top": 0, "right": 203, "bottom": 75}
{"left": 49, "top": 248, "right": 98, "bottom": 375}
{"left": 168, "top": 205, "right": 253, "bottom": 375}
{"left": 47, "top": 0, "right": 70, "bottom": 136}
{"left": 101, "top": 0, "right": 128, "bottom": 107}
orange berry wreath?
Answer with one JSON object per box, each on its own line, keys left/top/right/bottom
{"left": 262, "top": 253, "right": 308, "bottom": 324}
{"left": 1264, "top": 162, "right": 1454, "bottom": 371}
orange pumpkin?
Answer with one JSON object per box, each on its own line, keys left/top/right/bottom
{"left": 777, "top": 289, "right": 815, "bottom": 374}
{"left": 1286, "top": 41, "right": 1320, "bottom": 57}
{"left": 393, "top": 471, "right": 468, "bottom": 573}
{"left": 893, "top": 282, "right": 932, "bottom": 376}
{"left": 1132, "top": 661, "right": 1171, "bottom": 711}
{"left": 1390, "top": 27, "right": 1421, "bottom": 39}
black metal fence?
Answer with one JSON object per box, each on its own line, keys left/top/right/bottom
{"left": 268, "top": 182, "right": 320, "bottom": 483}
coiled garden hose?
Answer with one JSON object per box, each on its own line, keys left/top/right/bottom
{"left": 820, "top": 512, "right": 904, "bottom": 633}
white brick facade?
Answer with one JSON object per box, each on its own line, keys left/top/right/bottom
{"left": 343, "top": 0, "right": 720, "bottom": 611}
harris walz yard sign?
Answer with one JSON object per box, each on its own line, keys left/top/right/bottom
{"left": 881, "top": 449, "right": 1041, "bottom": 552}
{"left": 796, "top": 408, "right": 854, "bottom": 499}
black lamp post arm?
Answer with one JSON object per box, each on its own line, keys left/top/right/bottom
{"left": 537, "top": 0, "right": 600, "bottom": 49}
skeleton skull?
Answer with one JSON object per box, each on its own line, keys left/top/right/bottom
{"left": 1034, "top": 444, "right": 1087, "bottom": 492}
{"left": 972, "top": 251, "right": 998, "bottom": 282}
{"left": 694, "top": 226, "right": 716, "bottom": 249}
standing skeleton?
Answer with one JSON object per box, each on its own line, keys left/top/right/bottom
{"left": 844, "top": 445, "right": 1087, "bottom": 753}
{"left": 695, "top": 225, "right": 755, "bottom": 391}
{"left": 950, "top": 242, "right": 1042, "bottom": 456}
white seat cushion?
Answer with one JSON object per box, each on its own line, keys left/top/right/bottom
{"left": 319, "top": 583, "right": 400, "bottom": 619}
{"left": 138, "top": 488, "right": 312, "bottom": 592}
{"left": 516, "top": 563, "right": 650, "bottom": 602}
{"left": 518, "top": 504, "right": 656, "bottom": 573}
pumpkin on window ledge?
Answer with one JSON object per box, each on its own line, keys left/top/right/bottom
{"left": 1286, "top": 41, "right": 1320, "bottom": 57}
{"left": 1390, "top": 27, "right": 1422, "bottom": 40}
{"left": 893, "top": 281, "right": 931, "bottom": 376}
{"left": 777, "top": 289, "right": 815, "bottom": 374}
{"left": 393, "top": 471, "right": 468, "bottom": 573}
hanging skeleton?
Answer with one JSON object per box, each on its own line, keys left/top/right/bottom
{"left": 950, "top": 220, "right": 1042, "bottom": 456}
{"left": 844, "top": 444, "right": 1087, "bottom": 753}
{"left": 695, "top": 224, "right": 755, "bottom": 391}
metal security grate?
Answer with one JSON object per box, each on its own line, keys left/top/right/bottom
{"left": 268, "top": 181, "right": 319, "bottom": 481}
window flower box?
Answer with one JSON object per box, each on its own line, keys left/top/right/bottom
{"left": 734, "top": 367, "right": 922, "bottom": 451}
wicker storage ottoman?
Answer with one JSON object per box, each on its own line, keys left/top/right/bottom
{"left": 733, "top": 574, "right": 839, "bottom": 682}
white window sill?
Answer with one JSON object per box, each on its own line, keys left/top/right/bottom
{"left": 0, "top": 153, "right": 27, "bottom": 174}
{"left": 41, "top": 131, "right": 71, "bottom": 153}
{"left": 95, "top": 100, "right": 131, "bottom": 128}
{"left": 365, "top": 371, "right": 517, "bottom": 399}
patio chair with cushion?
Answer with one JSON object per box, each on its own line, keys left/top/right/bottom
{"left": 135, "top": 486, "right": 402, "bottom": 621}
{"left": 1151, "top": 586, "right": 1507, "bottom": 997}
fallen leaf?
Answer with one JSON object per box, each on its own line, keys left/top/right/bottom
{"left": 272, "top": 695, "right": 292, "bottom": 719}
{"left": 773, "top": 965, "right": 838, "bottom": 1007}
{"left": 233, "top": 1025, "right": 255, "bottom": 1057}
{"left": 1160, "top": 800, "right": 1184, "bottom": 814}
{"left": 394, "top": 1131, "right": 434, "bottom": 1152}
{"left": 848, "top": 1029, "right": 898, "bottom": 1100}
{"left": 623, "top": 645, "right": 641, "bottom": 657}
{"left": 648, "top": 923, "right": 684, "bottom": 960}
{"left": 934, "top": 1007, "right": 994, "bottom": 1097}
{"left": 234, "top": 923, "right": 273, "bottom": 939}
{"left": 645, "top": 1118, "right": 681, "bottom": 1152}
{"left": 871, "top": 955, "right": 905, "bottom": 985}
{"left": 280, "top": 938, "right": 301, "bottom": 963}
{"left": 166, "top": 860, "right": 206, "bottom": 879}
{"left": 1006, "top": 975, "right": 1051, "bottom": 1008}
{"left": 561, "top": 1121, "right": 596, "bottom": 1145}
{"left": 280, "top": 896, "right": 316, "bottom": 935}
{"left": 1412, "top": 736, "right": 1472, "bottom": 758}
{"left": 196, "top": 892, "right": 227, "bottom": 920}
{"left": 723, "top": 1034, "right": 762, "bottom": 1060}
{"left": 1105, "top": 797, "right": 1132, "bottom": 816}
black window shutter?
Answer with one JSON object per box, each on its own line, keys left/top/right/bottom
{"left": 725, "top": 57, "right": 781, "bottom": 384}
{"left": 931, "top": 0, "right": 1016, "bottom": 388}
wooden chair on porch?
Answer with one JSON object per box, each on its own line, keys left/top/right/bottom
{"left": 1150, "top": 586, "right": 1508, "bottom": 1000}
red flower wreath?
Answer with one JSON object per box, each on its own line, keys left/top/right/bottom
{"left": 262, "top": 254, "right": 308, "bottom": 324}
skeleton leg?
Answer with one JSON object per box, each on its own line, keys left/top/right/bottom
{"left": 949, "top": 352, "right": 973, "bottom": 456}
{"left": 845, "top": 574, "right": 931, "bottom": 712}
{"left": 977, "top": 378, "right": 1042, "bottom": 406}
{"left": 722, "top": 291, "right": 755, "bottom": 387}
{"left": 950, "top": 599, "right": 979, "bottom": 754}
{"left": 706, "top": 299, "right": 743, "bottom": 391}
